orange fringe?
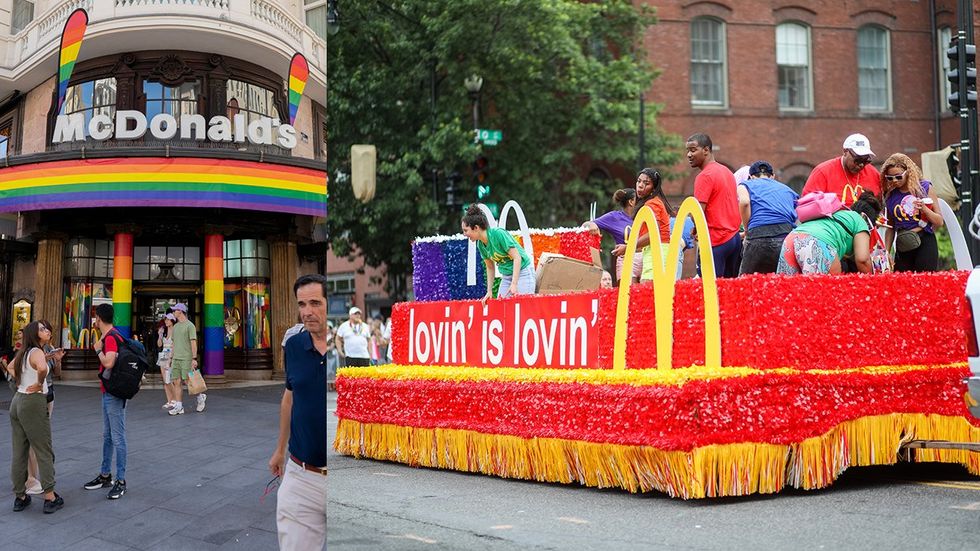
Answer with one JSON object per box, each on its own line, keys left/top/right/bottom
{"left": 333, "top": 414, "right": 980, "bottom": 499}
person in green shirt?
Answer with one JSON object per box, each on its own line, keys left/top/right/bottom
{"left": 776, "top": 191, "right": 883, "bottom": 275}
{"left": 461, "top": 204, "right": 534, "bottom": 304}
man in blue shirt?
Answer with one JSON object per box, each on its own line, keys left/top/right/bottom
{"left": 737, "top": 161, "right": 799, "bottom": 274}
{"left": 269, "top": 274, "right": 327, "bottom": 550}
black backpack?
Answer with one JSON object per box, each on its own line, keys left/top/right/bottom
{"left": 98, "top": 330, "right": 149, "bottom": 400}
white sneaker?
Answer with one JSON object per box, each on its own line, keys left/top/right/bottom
{"left": 196, "top": 393, "right": 207, "bottom": 412}
{"left": 168, "top": 405, "right": 184, "bottom": 416}
{"left": 162, "top": 401, "right": 175, "bottom": 410}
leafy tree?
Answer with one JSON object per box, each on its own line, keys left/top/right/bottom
{"left": 327, "top": 0, "right": 680, "bottom": 299}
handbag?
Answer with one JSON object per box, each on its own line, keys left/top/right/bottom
{"left": 187, "top": 369, "right": 208, "bottom": 395}
{"left": 895, "top": 229, "right": 921, "bottom": 253}
{"left": 862, "top": 214, "right": 891, "bottom": 274}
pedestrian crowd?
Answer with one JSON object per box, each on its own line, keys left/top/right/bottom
{"left": 581, "top": 131, "right": 943, "bottom": 285}
{"left": 331, "top": 308, "right": 392, "bottom": 373}
{"left": 4, "top": 273, "right": 328, "bottom": 551}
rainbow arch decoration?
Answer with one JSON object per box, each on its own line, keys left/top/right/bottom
{"left": 0, "top": 157, "right": 326, "bottom": 217}
{"left": 57, "top": 9, "right": 88, "bottom": 114}
{"left": 288, "top": 53, "right": 309, "bottom": 125}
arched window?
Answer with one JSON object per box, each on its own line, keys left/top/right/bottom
{"left": 226, "top": 80, "right": 281, "bottom": 123}
{"left": 857, "top": 26, "right": 891, "bottom": 112}
{"left": 776, "top": 23, "right": 812, "bottom": 110}
{"left": 690, "top": 17, "right": 727, "bottom": 108}
{"left": 59, "top": 78, "right": 117, "bottom": 138}
{"left": 143, "top": 80, "right": 201, "bottom": 118}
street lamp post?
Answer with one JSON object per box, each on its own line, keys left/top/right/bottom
{"left": 464, "top": 74, "right": 483, "bottom": 131}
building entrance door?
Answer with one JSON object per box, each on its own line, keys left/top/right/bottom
{"left": 133, "top": 287, "right": 198, "bottom": 370}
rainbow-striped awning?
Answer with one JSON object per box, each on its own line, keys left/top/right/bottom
{"left": 0, "top": 157, "right": 326, "bottom": 217}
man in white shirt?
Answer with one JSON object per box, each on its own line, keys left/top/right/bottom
{"left": 334, "top": 307, "right": 371, "bottom": 367}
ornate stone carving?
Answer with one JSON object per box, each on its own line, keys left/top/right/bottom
{"left": 152, "top": 54, "right": 192, "bottom": 85}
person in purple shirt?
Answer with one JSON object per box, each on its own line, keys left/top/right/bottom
{"left": 583, "top": 188, "right": 636, "bottom": 283}
{"left": 880, "top": 153, "right": 944, "bottom": 272}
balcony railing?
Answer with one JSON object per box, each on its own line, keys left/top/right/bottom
{"left": 2, "top": 0, "right": 324, "bottom": 79}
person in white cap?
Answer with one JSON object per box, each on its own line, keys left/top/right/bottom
{"left": 167, "top": 303, "right": 207, "bottom": 415}
{"left": 334, "top": 306, "right": 371, "bottom": 367}
{"left": 802, "top": 133, "right": 881, "bottom": 207}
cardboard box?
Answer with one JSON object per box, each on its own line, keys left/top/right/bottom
{"left": 535, "top": 249, "right": 603, "bottom": 294}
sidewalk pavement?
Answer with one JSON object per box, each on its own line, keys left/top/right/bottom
{"left": 0, "top": 381, "right": 288, "bottom": 550}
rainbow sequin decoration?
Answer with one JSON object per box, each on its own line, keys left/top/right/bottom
{"left": 57, "top": 9, "right": 88, "bottom": 114}
{"left": 287, "top": 53, "right": 309, "bottom": 125}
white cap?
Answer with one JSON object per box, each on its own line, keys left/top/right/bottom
{"left": 842, "top": 133, "right": 874, "bottom": 157}
{"left": 732, "top": 165, "right": 751, "bottom": 185}
{"left": 349, "top": 306, "right": 361, "bottom": 316}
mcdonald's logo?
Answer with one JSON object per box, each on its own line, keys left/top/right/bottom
{"left": 841, "top": 184, "right": 863, "bottom": 205}
{"left": 612, "top": 197, "right": 721, "bottom": 371}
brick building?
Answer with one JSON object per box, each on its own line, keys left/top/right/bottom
{"left": 640, "top": 0, "right": 979, "bottom": 196}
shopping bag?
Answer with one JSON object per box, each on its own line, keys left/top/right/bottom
{"left": 187, "top": 369, "right": 208, "bottom": 395}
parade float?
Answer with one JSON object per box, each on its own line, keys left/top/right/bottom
{"left": 333, "top": 199, "right": 979, "bottom": 498}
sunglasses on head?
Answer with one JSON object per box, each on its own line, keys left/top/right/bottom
{"left": 884, "top": 171, "right": 906, "bottom": 182}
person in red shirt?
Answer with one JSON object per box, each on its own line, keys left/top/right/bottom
{"left": 802, "top": 133, "right": 881, "bottom": 207}
{"left": 82, "top": 303, "right": 128, "bottom": 500}
{"left": 686, "top": 133, "right": 742, "bottom": 278}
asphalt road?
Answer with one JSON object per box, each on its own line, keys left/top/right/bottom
{"left": 327, "top": 389, "right": 980, "bottom": 551}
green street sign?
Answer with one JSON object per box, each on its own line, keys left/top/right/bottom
{"left": 474, "top": 129, "right": 503, "bottom": 146}
{"left": 463, "top": 202, "right": 499, "bottom": 218}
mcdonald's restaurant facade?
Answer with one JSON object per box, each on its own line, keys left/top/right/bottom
{"left": 0, "top": 4, "right": 326, "bottom": 382}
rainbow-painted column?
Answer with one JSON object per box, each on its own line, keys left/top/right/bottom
{"left": 203, "top": 234, "right": 224, "bottom": 376}
{"left": 111, "top": 233, "right": 133, "bottom": 338}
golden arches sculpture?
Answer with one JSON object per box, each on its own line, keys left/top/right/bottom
{"left": 612, "top": 197, "right": 721, "bottom": 371}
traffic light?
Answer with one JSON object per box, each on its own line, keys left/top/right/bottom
{"left": 445, "top": 171, "right": 462, "bottom": 207}
{"left": 472, "top": 155, "right": 490, "bottom": 199}
{"left": 947, "top": 39, "right": 977, "bottom": 111}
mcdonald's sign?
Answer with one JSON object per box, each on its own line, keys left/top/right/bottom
{"left": 613, "top": 197, "right": 721, "bottom": 370}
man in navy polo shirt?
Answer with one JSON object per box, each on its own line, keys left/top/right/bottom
{"left": 269, "top": 273, "right": 327, "bottom": 550}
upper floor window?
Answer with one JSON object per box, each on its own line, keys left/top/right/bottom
{"left": 690, "top": 18, "right": 727, "bottom": 108}
{"left": 858, "top": 26, "right": 891, "bottom": 112}
{"left": 224, "top": 239, "right": 270, "bottom": 278}
{"left": 65, "top": 238, "right": 114, "bottom": 279}
{"left": 143, "top": 81, "right": 201, "bottom": 118}
{"left": 305, "top": 0, "right": 327, "bottom": 41}
{"left": 938, "top": 26, "right": 953, "bottom": 111}
{"left": 11, "top": 0, "right": 34, "bottom": 35}
{"left": 60, "top": 78, "right": 118, "bottom": 137}
{"left": 133, "top": 245, "right": 201, "bottom": 281}
{"left": 226, "top": 80, "right": 281, "bottom": 122}
{"left": 776, "top": 23, "right": 812, "bottom": 110}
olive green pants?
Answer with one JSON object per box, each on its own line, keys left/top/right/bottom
{"left": 9, "top": 392, "right": 55, "bottom": 496}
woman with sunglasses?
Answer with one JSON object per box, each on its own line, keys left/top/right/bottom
{"left": 880, "top": 153, "right": 943, "bottom": 272}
